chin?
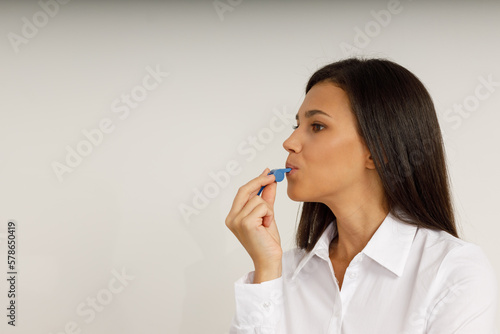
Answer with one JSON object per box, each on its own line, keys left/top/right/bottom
{"left": 287, "top": 185, "right": 326, "bottom": 203}
{"left": 286, "top": 187, "right": 310, "bottom": 202}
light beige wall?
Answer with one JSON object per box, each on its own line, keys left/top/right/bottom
{"left": 0, "top": 0, "right": 498, "bottom": 333}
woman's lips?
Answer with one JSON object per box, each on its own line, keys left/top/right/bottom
{"left": 286, "top": 162, "right": 299, "bottom": 176}
{"left": 286, "top": 167, "right": 298, "bottom": 176}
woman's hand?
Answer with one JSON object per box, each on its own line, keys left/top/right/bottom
{"left": 225, "top": 168, "right": 283, "bottom": 283}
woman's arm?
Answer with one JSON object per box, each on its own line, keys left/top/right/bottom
{"left": 229, "top": 270, "right": 285, "bottom": 334}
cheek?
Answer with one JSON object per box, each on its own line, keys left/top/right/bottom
{"left": 286, "top": 133, "right": 368, "bottom": 201}
{"left": 313, "top": 137, "right": 367, "bottom": 191}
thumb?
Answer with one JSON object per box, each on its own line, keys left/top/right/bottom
{"left": 261, "top": 179, "right": 277, "bottom": 207}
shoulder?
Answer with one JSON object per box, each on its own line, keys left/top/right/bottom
{"left": 414, "top": 229, "right": 499, "bottom": 331}
{"left": 437, "top": 236, "right": 496, "bottom": 290}
{"left": 417, "top": 227, "right": 492, "bottom": 265}
{"left": 416, "top": 226, "right": 466, "bottom": 252}
{"left": 416, "top": 227, "right": 498, "bottom": 302}
{"left": 417, "top": 227, "right": 495, "bottom": 274}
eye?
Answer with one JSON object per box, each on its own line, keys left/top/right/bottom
{"left": 292, "top": 123, "right": 325, "bottom": 132}
{"left": 312, "top": 123, "right": 324, "bottom": 132}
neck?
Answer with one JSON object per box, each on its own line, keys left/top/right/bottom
{"left": 325, "top": 174, "right": 389, "bottom": 261}
{"left": 329, "top": 207, "right": 389, "bottom": 262}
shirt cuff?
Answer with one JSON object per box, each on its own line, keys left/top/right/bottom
{"left": 232, "top": 271, "right": 284, "bottom": 330}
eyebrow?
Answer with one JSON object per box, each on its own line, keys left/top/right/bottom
{"left": 295, "top": 109, "right": 332, "bottom": 120}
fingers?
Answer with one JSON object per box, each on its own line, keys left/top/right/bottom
{"left": 232, "top": 202, "right": 275, "bottom": 249}
{"left": 247, "top": 168, "right": 276, "bottom": 197}
{"left": 226, "top": 169, "right": 276, "bottom": 222}
{"left": 261, "top": 180, "right": 277, "bottom": 207}
{"left": 224, "top": 168, "right": 283, "bottom": 270}
{"left": 233, "top": 195, "right": 274, "bottom": 229}
{"left": 241, "top": 202, "right": 272, "bottom": 229}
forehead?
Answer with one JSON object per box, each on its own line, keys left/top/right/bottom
{"left": 298, "top": 81, "right": 351, "bottom": 119}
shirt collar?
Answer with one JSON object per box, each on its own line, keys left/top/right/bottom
{"left": 291, "top": 220, "right": 336, "bottom": 281}
{"left": 291, "top": 209, "right": 418, "bottom": 280}
{"left": 362, "top": 210, "right": 418, "bottom": 276}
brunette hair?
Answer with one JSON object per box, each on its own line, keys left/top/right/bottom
{"left": 296, "top": 57, "right": 458, "bottom": 252}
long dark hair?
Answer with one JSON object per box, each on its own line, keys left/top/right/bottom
{"left": 296, "top": 57, "right": 458, "bottom": 252}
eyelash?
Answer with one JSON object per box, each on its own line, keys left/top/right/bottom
{"left": 292, "top": 123, "right": 325, "bottom": 132}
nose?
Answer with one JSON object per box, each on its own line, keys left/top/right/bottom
{"left": 283, "top": 129, "right": 301, "bottom": 154}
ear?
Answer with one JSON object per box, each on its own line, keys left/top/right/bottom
{"left": 365, "top": 153, "right": 376, "bottom": 170}
{"left": 361, "top": 141, "right": 377, "bottom": 170}
{"left": 364, "top": 140, "right": 388, "bottom": 169}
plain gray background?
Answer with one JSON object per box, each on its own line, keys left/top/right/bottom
{"left": 1, "top": 0, "right": 499, "bottom": 333}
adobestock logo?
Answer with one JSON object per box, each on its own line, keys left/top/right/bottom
{"left": 339, "top": 0, "right": 408, "bottom": 57}
{"left": 7, "top": 0, "right": 72, "bottom": 54}
{"left": 443, "top": 74, "right": 499, "bottom": 130}
{"left": 213, "top": 0, "right": 243, "bottom": 21}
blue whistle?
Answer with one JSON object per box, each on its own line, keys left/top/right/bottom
{"left": 257, "top": 168, "right": 292, "bottom": 196}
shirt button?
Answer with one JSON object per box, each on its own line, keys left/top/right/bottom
{"left": 263, "top": 301, "right": 271, "bottom": 309}
{"left": 348, "top": 272, "right": 357, "bottom": 279}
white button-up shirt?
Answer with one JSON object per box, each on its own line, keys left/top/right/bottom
{"left": 229, "top": 211, "right": 498, "bottom": 333}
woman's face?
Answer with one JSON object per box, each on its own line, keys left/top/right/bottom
{"left": 283, "top": 81, "right": 374, "bottom": 203}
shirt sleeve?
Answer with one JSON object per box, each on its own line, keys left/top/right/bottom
{"left": 229, "top": 270, "right": 285, "bottom": 334}
{"left": 426, "top": 243, "right": 498, "bottom": 334}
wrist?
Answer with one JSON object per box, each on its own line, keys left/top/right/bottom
{"left": 253, "top": 262, "right": 282, "bottom": 283}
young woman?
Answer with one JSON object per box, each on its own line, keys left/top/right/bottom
{"left": 225, "top": 58, "right": 498, "bottom": 333}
